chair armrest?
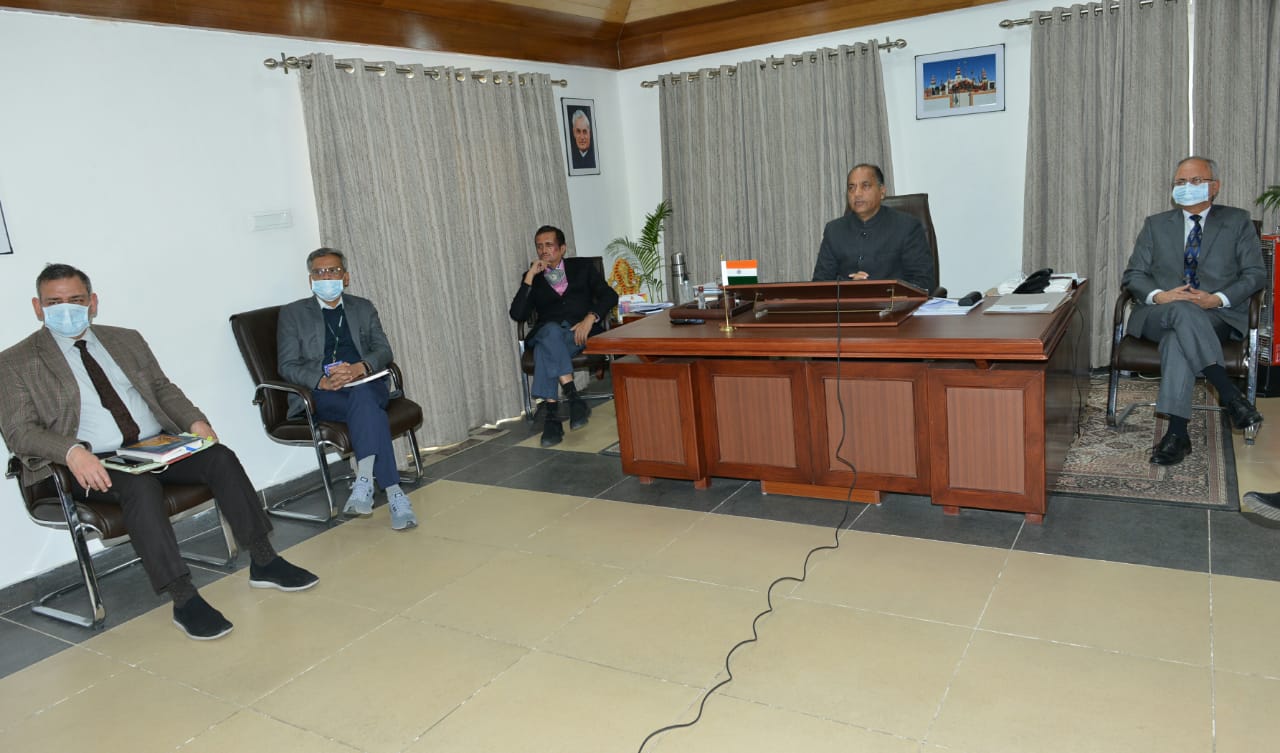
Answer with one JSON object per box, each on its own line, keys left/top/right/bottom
{"left": 1248, "top": 290, "right": 1262, "bottom": 330}
{"left": 254, "top": 380, "right": 316, "bottom": 415}
{"left": 387, "top": 361, "right": 407, "bottom": 397}
{"left": 1113, "top": 287, "right": 1136, "bottom": 328}
{"left": 5, "top": 455, "right": 20, "bottom": 481}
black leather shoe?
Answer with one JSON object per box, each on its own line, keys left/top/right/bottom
{"left": 1149, "top": 433, "right": 1192, "bottom": 466}
{"left": 568, "top": 396, "right": 591, "bottom": 430}
{"left": 172, "top": 594, "right": 233, "bottom": 640}
{"left": 1223, "top": 396, "right": 1263, "bottom": 431}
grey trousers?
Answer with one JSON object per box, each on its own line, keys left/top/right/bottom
{"left": 1136, "top": 301, "right": 1236, "bottom": 419}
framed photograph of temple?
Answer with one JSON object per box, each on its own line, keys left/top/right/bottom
{"left": 915, "top": 44, "right": 1004, "bottom": 119}
{"left": 561, "top": 97, "right": 600, "bottom": 176}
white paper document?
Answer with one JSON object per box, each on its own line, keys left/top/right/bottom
{"left": 913, "top": 297, "right": 978, "bottom": 316}
{"left": 984, "top": 292, "right": 1070, "bottom": 314}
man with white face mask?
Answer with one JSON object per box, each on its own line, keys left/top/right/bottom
{"left": 0, "top": 264, "right": 319, "bottom": 640}
{"left": 1121, "top": 156, "right": 1267, "bottom": 466}
{"left": 276, "top": 248, "right": 416, "bottom": 530}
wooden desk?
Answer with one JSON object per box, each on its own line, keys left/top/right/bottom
{"left": 586, "top": 285, "right": 1089, "bottom": 522}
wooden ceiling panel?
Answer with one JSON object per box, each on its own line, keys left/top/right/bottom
{"left": 0, "top": 0, "right": 1003, "bottom": 69}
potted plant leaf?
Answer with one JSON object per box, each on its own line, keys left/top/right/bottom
{"left": 1258, "top": 184, "right": 1280, "bottom": 233}
{"left": 605, "top": 201, "right": 673, "bottom": 303}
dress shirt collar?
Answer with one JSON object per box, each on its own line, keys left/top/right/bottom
{"left": 49, "top": 324, "right": 98, "bottom": 355}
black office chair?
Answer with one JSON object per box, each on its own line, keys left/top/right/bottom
{"left": 229, "top": 306, "right": 425, "bottom": 523}
{"left": 7, "top": 456, "right": 237, "bottom": 629}
{"left": 883, "top": 193, "right": 947, "bottom": 298}
{"left": 515, "top": 256, "right": 613, "bottom": 420}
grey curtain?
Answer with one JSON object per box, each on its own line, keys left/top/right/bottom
{"left": 1193, "top": 0, "right": 1280, "bottom": 226}
{"left": 1023, "top": 1, "right": 1189, "bottom": 367}
{"left": 299, "top": 56, "right": 573, "bottom": 446}
{"left": 660, "top": 43, "right": 892, "bottom": 286}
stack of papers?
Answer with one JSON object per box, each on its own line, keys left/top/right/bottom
{"left": 913, "top": 297, "right": 979, "bottom": 316}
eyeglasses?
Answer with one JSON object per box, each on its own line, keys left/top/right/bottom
{"left": 309, "top": 266, "right": 345, "bottom": 279}
{"left": 1172, "top": 177, "right": 1216, "bottom": 186}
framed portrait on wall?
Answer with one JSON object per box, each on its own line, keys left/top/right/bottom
{"left": 915, "top": 44, "right": 1005, "bottom": 119}
{"left": 561, "top": 97, "right": 600, "bottom": 176}
{"left": 1, "top": 197, "right": 12, "bottom": 255}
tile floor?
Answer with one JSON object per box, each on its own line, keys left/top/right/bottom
{"left": 0, "top": 396, "right": 1277, "bottom": 753}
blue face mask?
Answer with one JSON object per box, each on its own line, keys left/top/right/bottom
{"left": 1171, "top": 181, "right": 1211, "bottom": 206}
{"left": 312, "top": 279, "right": 344, "bottom": 302}
{"left": 43, "top": 303, "right": 91, "bottom": 338}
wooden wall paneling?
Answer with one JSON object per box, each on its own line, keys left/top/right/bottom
{"left": 927, "top": 365, "right": 1047, "bottom": 520}
{"left": 612, "top": 359, "right": 707, "bottom": 483}
{"left": 806, "top": 361, "right": 929, "bottom": 493}
{"left": 696, "top": 359, "right": 811, "bottom": 483}
{"left": 617, "top": 0, "right": 1003, "bottom": 69}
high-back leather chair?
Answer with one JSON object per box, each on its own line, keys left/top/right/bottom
{"left": 1106, "top": 220, "right": 1265, "bottom": 445}
{"left": 229, "top": 305, "right": 425, "bottom": 523}
{"left": 515, "top": 256, "right": 613, "bottom": 419}
{"left": 6, "top": 456, "right": 236, "bottom": 629}
{"left": 883, "top": 193, "right": 946, "bottom": 297}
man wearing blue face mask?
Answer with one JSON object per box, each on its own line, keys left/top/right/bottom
{"left": 0, "top": 264, "right": 319, "bottom": 640}
{"left": 1121, "top": 156, "right": 1267, "bottom": 466}
{"left": 276, "top": 248, "right": 416, "bottom": 530}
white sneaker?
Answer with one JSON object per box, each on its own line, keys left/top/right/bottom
{"left": 389, "top": 491, "right": 417, "bottom": 531}
{"left": 343, "top": 476, "right": 375, "bottom": 516}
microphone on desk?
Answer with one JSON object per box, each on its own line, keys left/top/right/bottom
{"left": 958, "top": 291, "right": 983, "bottom": 307}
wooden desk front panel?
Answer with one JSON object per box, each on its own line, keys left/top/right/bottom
{"left": 612, "top": 360, "right": 705, "bottom": 481}
{"left": 927, "top": 366, "right": 1046, "bottom": 515}
{"left": 807, "top": 362, "right": 930, "bottom": 493}
{"left": 695, "top": 360, "right": 812, "bottom": 483}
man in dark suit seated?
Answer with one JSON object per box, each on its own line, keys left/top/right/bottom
{"left": 277, "top": 248, "right": 416, "bottom": 530}
{"left": 0, "top": 264, "right": 318, "bottom": 640}
{"left": 812, "top": 163, "right": 936, "bottom": 294}
{"left": 510, "top": 225, "right": 618, "bottom": 447}
{"left": 1121, "top": 156, "right": 1266, "bottom": 466}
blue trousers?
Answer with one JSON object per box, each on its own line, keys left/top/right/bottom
{"left": 529, "top": 322, "right": 583, "bottom": 400}
{"left": 312, "top": 380, "right": 398, "bottom": 489}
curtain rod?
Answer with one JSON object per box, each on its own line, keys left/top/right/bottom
{"left": 1000, "top": 0, "right": 1172, "bottom": 28}
{"left": 262, "top": 53, "right": 568, "bottom": 87}
{"left": 639, "top": 37, "right": 906, "bottom": 88}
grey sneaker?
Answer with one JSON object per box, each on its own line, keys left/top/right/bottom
{"left": 389, "top": 491, "right": 418, "bottom": 531}
{"left": 343, "top": 476, "right": 375, "bottom": 516}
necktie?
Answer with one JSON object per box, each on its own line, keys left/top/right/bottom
{"left": 74, "top": 339, "right": 140, "bottom": 446}
{"left": 1183, "top": 214, "right": 1202, "bottom": 289}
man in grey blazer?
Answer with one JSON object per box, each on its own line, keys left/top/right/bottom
{"left": 0, "top": 264, "right": 318, "bottom": 640}
{"left": 1121, "top": 156, "right": 1266, "bottom": 465}
{"left": 277, "top": 248, "right": 416, "bottom": 530}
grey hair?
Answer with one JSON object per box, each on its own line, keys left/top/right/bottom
{"left": 571, "top": 110, "right": 590, "bottom": 130}
{"left": 306, "top": 247, "right": 346, "bottom": 271}
{"left": 1176, "top": 155, "right": 1218, "bottom": 179}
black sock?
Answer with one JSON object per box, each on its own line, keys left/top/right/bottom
{"left": 562, "top": 381, "right": 580, "bottom": 400}
{"left": 543, "top": 400, "right": 561, "bottom": 423}
{"left": 1166, "top": 415, "right": 1190, "bottom": 438}
{"left": 1201, "top": 364, "right": 1240, "bottom": 403}
{"left": 249, "top": 536, "right": 277, "bottom": 567}
{"left": 165, "top": 575, "right": 197, "bottom": 607}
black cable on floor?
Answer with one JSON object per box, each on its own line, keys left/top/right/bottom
{"left": 635, "top": 280, "right": 860, "bottom": 753}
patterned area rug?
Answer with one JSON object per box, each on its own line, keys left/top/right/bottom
{"left": 1050, "top": 376, "right": 1237, "bottom": 510}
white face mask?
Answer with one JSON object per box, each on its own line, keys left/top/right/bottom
{"left": 42, "top": 303, "right": 91, "bottom": 338}
{"left": 1171, "top": 181, "right": 1211, "bottom": 206}
{"left": 311, "top": 279, "right": 344, "bottom": 302}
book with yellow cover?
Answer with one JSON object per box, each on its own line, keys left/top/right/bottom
{"left": 116, "top": 433, "right": 215, "bottom": 463}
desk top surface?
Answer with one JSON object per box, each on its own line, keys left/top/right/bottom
{"left": 588, "top": 284, "right": 1085, "bottom": 362}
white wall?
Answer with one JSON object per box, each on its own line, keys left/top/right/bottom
{"left": 0, "top": 9, "right": 628, "bottom": 590}
{"left": 616, "top": 0, "right": 1049, "bottom": 294}
{"left": 0, "top": 1, "right": 1045, "bottom": 590}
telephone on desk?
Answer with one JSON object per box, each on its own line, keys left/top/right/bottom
{"left": 1012, "top": 268, "right": 1053, "bottom": 294}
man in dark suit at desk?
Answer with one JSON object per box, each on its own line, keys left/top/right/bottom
{"left": 277, "top": 248, "right": 417, "bottom": 530}
{"left": 0, "top": 264, "right": 318, "bottom": 640}
{"left": 1121, "top": 156, "right": 1266, "bottom": 466}
{"left": 812, "top": 163, "right": 936, "bottom": 294}
{"left": 510, "top": 225, "right": 618, "bottom": 447}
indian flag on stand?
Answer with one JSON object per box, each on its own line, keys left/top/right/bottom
{"left": 721, "top": 259, "right": 758, "bottom": 286}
